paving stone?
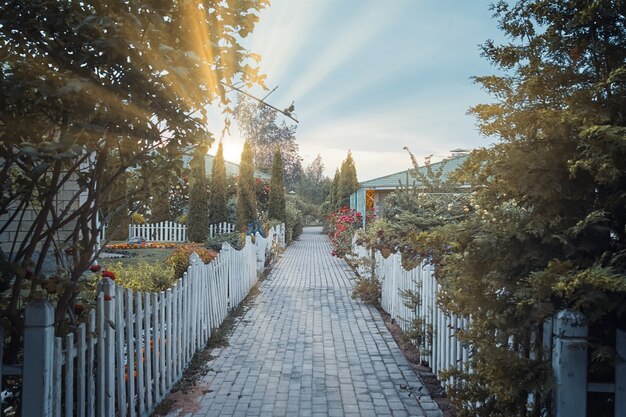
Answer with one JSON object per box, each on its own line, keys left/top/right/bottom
{"left": 191, "top": 228, "right": 441, "bottom": 416}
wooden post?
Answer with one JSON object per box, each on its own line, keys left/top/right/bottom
{"left": 23, "top": 299, "right": 55, "bottom": 417}
{"left": 552, "top": 309, "right": 587, "bottom": 417}
{"left": 616, "top": 328, "right": 626, "bottom": 417}
{"left": 100, "top": 278, "right": 117, "bottom": 417}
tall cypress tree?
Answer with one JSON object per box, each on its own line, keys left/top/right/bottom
{"left": 105, "top": 172, "right": 130, "bottom": 241}
{"left": 209, "top": 141, "right": 228, "bottom": 224}
{"left": 268, "top": 147, "right": 286, "bottom": 222}
{"left": 187, "top": 145, "right": 209, "bottom": 242}
{"left": 330, "top": 168, "right": 340, "bottom": 210}
{"left": 338, "top": 151, "right": 358, "bottom": 208}
{"left": 236, "top": 140, "right": 257, "bottom": 231}
{"left": 150, "top": 180, "right": 171, "bottom": 223}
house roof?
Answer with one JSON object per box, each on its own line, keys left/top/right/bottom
{"left": 359, "top": 154, "right": 469, "bottom": 190}
{"left": 181, "top": 154, "right": 271, "bottom": 180}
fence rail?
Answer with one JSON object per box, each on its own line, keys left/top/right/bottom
{"left": 17, "top": 224, "right": 284, "bottom": 417}
{"left": 354, "top": 240, "right": 626, "bottom": 417}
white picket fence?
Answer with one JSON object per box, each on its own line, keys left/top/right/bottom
{"left": 126, "top": 222, "right": 285, "bottom": 245}
{"left": 19, "top": 228, "right": 280, "bottom": 417}
{"left": 354, "top": 241, "right": 626, "bottom": 417}
{"left": 128, "top": 221, "right": 187, "bottom": 242}
{"left": 371, "top": 250, "right": 470, "bottom": 384}
{"left": 208, "top": 222, "right": 234, "bottom": 238}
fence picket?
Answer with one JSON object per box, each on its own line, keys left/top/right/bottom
{"left": 145, "top": 292, "right": 153, "bottom": 412}
{"left": 77, "top": 324, "right": 86, "bottom": 417}
{"left": 64, "top": 333, "right": 75, "bottom": 417}
{"left": 17, "top": 223, "right": 284, "bottom": 417}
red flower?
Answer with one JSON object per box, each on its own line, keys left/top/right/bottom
{"left": 102, "top": 270, "right": 116, "bottom": 280}
{"left": 90, "top": 264, "right": 101, "bottom": 272}
{"left": 74, "top": 304, "right": 85, "bottom": 314}
{"left": 104, "top": 294, "right": 112, "bottom": 301}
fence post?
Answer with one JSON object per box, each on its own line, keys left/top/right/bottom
{"left": 221, "top": 242, "right": 232, "bottom": 308}
{"left": 23, "top": 299, "right": 55, "bottom": 417}
{"left": 616, "top": 328, "right": 626, "bottom": 417}
{"left": 552, "top": 309, "right": 587, "bottom": 417}
{"left": 100, "top": 278, "right": 116, "bottom": 416}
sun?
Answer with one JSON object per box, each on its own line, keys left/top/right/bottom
{"left": 210, "top": 136, "right": 245, "bottom": 163}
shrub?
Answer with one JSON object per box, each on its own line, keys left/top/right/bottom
{"left": 327, "top": 206, "right": 362, "bottom": 257}
{"left": 285, "top": 199, "right": 303, "bottom": 242}
{"left": 206, "top": 232, "right": 244, "bottom": 252}
{"left": 131, "top": 212, "right": 146, "bottom": 224}
{"left": 352, "top": 276, "right": 381, "bottom": 305}
{"left": 109, "top": 261, "right": 176, "bottom": 292}
{"left": 166, "top": 244, "right": 218, "bottom": 279}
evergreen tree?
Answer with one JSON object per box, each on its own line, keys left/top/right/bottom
{"left": 150, "top": 181, "right": 171, "bottom": 223}
{"left": 268, "top": 147, "right": 286, "bottom": 222}
{"left": 415, "top": 2, "right": 626, "bottom": 415}
{"left": 330, "top": 168, "right": 340, "bottom": 210}
{"left": 187, "top": 145, "right": 209, "bottom": 242}
{"left": 105, "top": 172, "right": 130, "bottom": 241}
{"left": 338, "top": 151, "right": 359, "bottom": 208}
{"left": 209, "top": 142, "right": 228, "bottom": 224}
{"left": 236, "top": 141, "right": 257, "bottom": 231}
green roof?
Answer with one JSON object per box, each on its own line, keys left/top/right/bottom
{"left": 359, "top": 154, "right": 468, "bottom": 189}
{"left": 181, "top": 154, "right": 271, "bottom": 180}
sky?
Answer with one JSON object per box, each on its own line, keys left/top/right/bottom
{"left": 208, "top": 1, "right": 505, "bottom": 181}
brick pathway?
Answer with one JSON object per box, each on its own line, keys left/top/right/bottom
{"left": 188, "top": 227, "right": 442, "bottom": 417}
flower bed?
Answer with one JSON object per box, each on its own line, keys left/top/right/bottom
{"left": 104, "top": 242, "right": 178, "bottom": 250}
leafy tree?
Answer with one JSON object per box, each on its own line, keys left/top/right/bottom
{"left": 234, "top": 94, "right": 303, "bottom": 189}
{"left": 298, "top": 154, "right": 332, "bottom": 206}
{"left": 236, "top": 141, "right": 257, "bottom": 231}
{"left": 416, "top": 2, "right": 626, "bottom": 416}
{"left": 268, "top": 148, "right": 286, "bottom": 222}
{"left": 187, "top": 144, "right": 209, "bottom": 242}
{"left": 337, "top": 151, "right": 359, "bottom": 208}
{"left": 0, "top": 0, "right": 269, "bottom": 348}
{"left": 209, "top": 142, "right": 228, "bottom": 224}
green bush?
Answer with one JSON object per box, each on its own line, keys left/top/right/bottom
{"left": 285, "top": 199, "right": 303, "bottom": 242}
{"left": 111, "top": 261, "right": 176, "bottom": 292}
{"left": 206, "top": 232, "right": 244, "bottom": 252}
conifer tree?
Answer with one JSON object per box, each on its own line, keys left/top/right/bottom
{"left": 187, "top": 145, "right": 209, "bottom": 242}
{"left": 209, "top": 142, "right": 228, "bottom": 224}
{"left": 338, "top": 151, "right": 358, "bottom": 208}
{"left": 268, "top": 147, "right": 286, "bottom": 222}
{"left": 236, "top": 141, "right": 257, "bottom": 231}
{"left": 330, "top": 168, "right": 340, "bottom": 210}
{"left": 150, "top": 181, "right": 171, "bottom": 223}
{"left": 106, "top": 172, "right": 130, "bottom": 241}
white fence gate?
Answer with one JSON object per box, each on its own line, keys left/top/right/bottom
{"left": 19, "top": 231, "right": 279, "bottom": 417}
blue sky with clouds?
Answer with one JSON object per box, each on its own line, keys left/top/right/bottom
{"left": 210, "top": 1, "right": 505, "bottom": 181}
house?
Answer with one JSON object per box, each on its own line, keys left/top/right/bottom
{"left": 350, "top": 150, "right": 470, "bottom": 219}
{"left": 181, "top": 154, "right": 271, "bottom": 181}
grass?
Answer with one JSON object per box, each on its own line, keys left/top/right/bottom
{"left": 98, "top": 244, "right": 176, "bottom": 269}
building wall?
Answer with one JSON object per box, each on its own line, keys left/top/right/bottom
{"left": 0, "top": 174, "right": 82, "bottom": 275}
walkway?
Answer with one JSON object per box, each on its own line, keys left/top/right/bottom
{"left": 177, "top": 228, "right": 442, "bottom": 417}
